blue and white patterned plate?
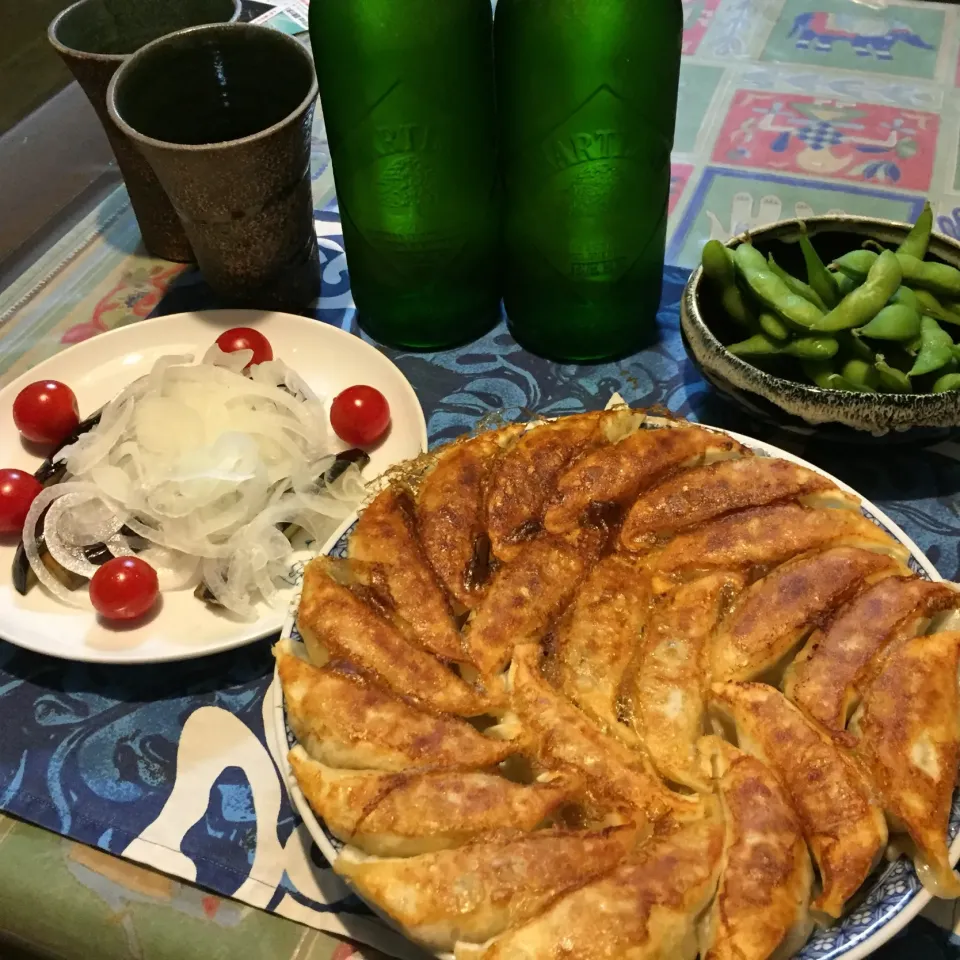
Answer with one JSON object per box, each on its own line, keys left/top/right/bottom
{"left": 271, "top": 421, "right": 958, "bottom": 960}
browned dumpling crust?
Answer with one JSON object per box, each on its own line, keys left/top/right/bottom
{"left": 349, "top": 485, "right": 464, "bottom": 661}
{"left": 417, "top": 426, "right": 523, "bottom": 608}
{"left": 711, "top": 682, "right": 887, "bottom": 919}
{"left": 619, "top": 456, "right": 839, "bottom": 552}
{"left": 710, "top": 546, "right": 905, "bottom": 683}
{"left": 544, "top": 424, "right": 750, "bottom": 536}
{"left": 850, "top": 631, "right": 960, "bottom": 899}
{"left": 700, "top": 737, "right": 813, "bottom": 960}
{"left": 785, "top": 577, "right": 960, "bottom": 733}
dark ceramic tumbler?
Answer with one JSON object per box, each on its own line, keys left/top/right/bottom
{"left": 49, "top": 0, "right": 240, "bottom": 262}
{"left": 107, "top": 24, "right": 321, "bottom": 311}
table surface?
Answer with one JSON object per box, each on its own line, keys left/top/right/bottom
{"left": 5, "top": 0, "right": 960, "bottom": 957}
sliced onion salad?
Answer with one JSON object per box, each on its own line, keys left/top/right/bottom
{"left": 22, "top": 347, "right": 366, "bottom": 619}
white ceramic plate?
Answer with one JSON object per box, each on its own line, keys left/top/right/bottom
{"left": 0, "top": 310, "right": 427, "bottom": 664}
{"left": 271, "top": 420, "right": 960, "bottom": 960}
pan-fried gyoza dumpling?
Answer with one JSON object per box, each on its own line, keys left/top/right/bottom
{"left": 296, "top": 558, "right": 490, "bottom": 716}
{"left": 349, "top": 485, "right": 465, "bottom": 661}
{"left": 336, "top": 824, "right": 638, "bottom": 950}
{"left": 289, "top": 746, "right": 582, "bottom": 856}
{"left": 710, "top": 546, "right": 904, "bottom": 683}
{"left": 850, "top": 630, "right": 960, "bottom": 898}
{"left": 784, "top": 577, "right": 960, "bottom": 733}
{"left": 455, "top": 808, "right": 724, "bottom": 960}
{"left": 543, "top": 424, "right": 749, "bottom": 536}
{"left": 505, "top": 644, "right": 700, "bottom": 822}
{"left": 417, "top": 426, "right": 524, "bottom": 609}
{"left": 645, "top": 503, "right": 908, "bottom": 594}
{"left": 274, "top": 640, "right": 511, "bottom": 771}
{"left": 486, "top": 410, "right": 640, "bottom": 562}
{"left": 550, "top": 552, "right": 652, "bottom": 731}
{"left": 463, "top": 531, "right": 599, "bottom": 680}
{"left": 619, "top": 456, "right": 841, "bottom": 552}
{"left": 710, "top": 682, "right": 887, "bottom": 919}
{"left": 698, "top": 737, "right": 813, "bottom": 960}
{"left": 629, "top": 573, "right": 745, "bottom": 791}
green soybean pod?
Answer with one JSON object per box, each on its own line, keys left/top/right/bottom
{"left": 810, "top": 250, "right": 902, "bottom": 332}
{"left": 781, "top": 336, "right": 839, "bottom": 360}
{"left": 890, "top": 286, "right": 918, "bottom": 311}
{"left": 933, "top": 372, "right": 960, "bottom": 392}
{"left": 834, "top": 272, "right": 861, "bottom": 298}
{"left": 733, "top": 243, "right": 825, "bottom": 330}
{"left": 908, "top": 316, "right": 955, "bottom": 377}
{"left": 759, "top": 311, "right": 791, "bottom": 341}
{"left": 839, "top": 330, "right": 875, "bottom": 363}
{"left": 910, "top": 288, "right": 960, "bottom": 327}
{"left": 841, "top": 358, "right": 881, "bottom": 390}
{"left": 702, "top": 240, "right": 754, "bottom": 330}
{"left": 801, "top": 359, "right": 874, "bottom": 392}
{"left": 896, "top": 253, "right": 960, "bottom": 300}
{"left": 767, "top": 254, "right": 829, "bottom": 312}
{"left": 897, "top": 201, "right": 933, "bottom": 260}
{"left": 831, "top": 249, "right": 878, "bottom": 281}
{"left": 875, "top": 357, "right": 912, "bottom": 393}
{"left": 857, "top": 304, "right": 921, "bottom": 341}
{"left": 727, "top": 333, "right": 783, "bottom": 357}
{"left": 798, "top": 223, "right": 839, "bottom": 307}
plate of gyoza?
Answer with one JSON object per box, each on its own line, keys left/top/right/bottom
{"left": 270, "top": 409, "right": 960, "bottom": 960}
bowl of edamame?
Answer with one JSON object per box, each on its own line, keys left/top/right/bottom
{"left": 681, "top": 205, "right": 960, "bottom": 438}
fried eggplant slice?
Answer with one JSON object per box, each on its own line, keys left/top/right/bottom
{"left": 784, "top": 577, "right": 960, "bottom": 733}
{"left": 645, "top": 503, "right": 908, "bottom": 594}
{"left": 463, "top": 532, "right": 597, "bottom": 680}
{"left": 349, "top": 485, "right": 464, "bottom": 661}
{"left": 544, "top": 424, "right": 749, "bottom": 536}
{"left": 455, "top": 809, "right": 724, "bottom": 960}
{"left": 711, "top": 682, "right": 887, "bottom": 919}
{"left": 296, "top": 558, "right": 490, "bottom": 716}
{"left": 486, "top": 410, "right": 640, "bottom": 562}
{"left": 274, "top": 640, "right": 511, "bottom": 771}
{"left": 710, "top": 546, "right": 905, "bottom": 683}
{"left": 417, "top": 426, "right": 523, "bottom": 609}
{"left": 550, "top": 552, "right": 652, "bottom": 731}
{"left": 629, "top": 573, "right": 745, "bottom": 791}
{"left": 289, "top": 746, "right": 581, "bottom": 856}
{"left": 505, "top": 644, "right": 700, "bottom": 822}
{"left": 850, "top": 631, "right": 960, "bottom": 899}
{"left": 336, "top": 824, "right": 638, "bottom": 950}
{"left": 699, "top": 737, "right": 813, "bottom": 960}
{"left": 620, "top": 456, "right": 841, "bottom": 552}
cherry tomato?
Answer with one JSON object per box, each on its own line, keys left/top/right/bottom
{"left": 89, "top": 557, "right": 159, "bottom": 621}
{"left": 0, "top": 469, "right": 42, "bottom": 535}
{"left": 330, "top": 385, "right": 391, "bottom": 447}
{"left": 215, "top": 327, "right": 273, "bottom": 368}
{"left": 13, "top": 380, "right": 80, "bottom": 446}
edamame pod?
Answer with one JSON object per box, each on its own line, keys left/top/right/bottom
{"left": 835, "top": 272, "right": 861, "bottom": 298}
{"left": 840, "top": 358, "right": 881, "bottom": 390}
{"left": 896, "top": 253, "right": 960, "bottom": 300}
{"left": 933, "top": 373, "right": 960, "bottom": 392}
{"left": 810, "top": 250, "right": 902, "bottom": 332}
{"left": 831, "top": 249, "right": 877, "bottom": 281}
{"left": 759, "top": 312, "right": 791, "bottom": 341}
{"left": 728, "top": 333, "right": 837, "bottom": 360}
{"left": 857, "top": 304, "right": 921, "bottom": 341}
{"left": 890, "top": 286, "right": 919, "bottom": 311}
{"left": 727, "top": 333, "right": 782, "bottom": 357}
{"left": 733, "top": 243, "right": 825, "bottom": 330}
{"left": 897, "top": 201, "right": 933, "bottom": 260}
{"left": 701, "top": 239, "right": 754, "bottom": 329}
{"left": 767, "top": 254, "right": 829, "bottom": 312}
{"left": 908, "top": 316, "right": 955, "bottom": 377}
{"left": 875, "top": 357, "right": 912, "bottom": 393}
{"left": 910, "top": 288, "right": 960, "bottom": 326}
{"left": 799, "top": 223, "right": 839, "bottom": 307}
{"left": 801, "top": 359, "right": 875, "bottom": 392}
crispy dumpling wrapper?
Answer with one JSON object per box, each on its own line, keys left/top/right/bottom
{"left": 335, "top": 824, "right": 638, "bottom": 950}
{"left": 289, "top": 746, "right": 582, "bottom": 857}
{"left": 710, "top": 546, "right": 905, "bottom": 683}
{"left": 274, "top": 640, "right": 511, "bottom": 772}
{"left": 455, "top": 805, "right": 724, "bottom": 960}
{"left": 349, "top": 485, "right": 465, "bottom": 661}
{"left": 296, "top": 558, "right": 491, "bottom": 716}
{"left": 544, "top": 424, "right": 749, "bottom": 536}
{"left": 850, "top": 630, "right": 960, "bottom": 899}
{"left": 784, "top": 577, "right": 960, "bottom": 733}
{"left": 619, "top": 456, "right": 840, "bottom": 552}
{"left": 710, "top": 682, "right": 887, "bottom": 919}
{"left": 699, "top": 737, "right": 813, "bottom": 960}
{"left": 630, "top": 572, "right": 745, "bottom": 791}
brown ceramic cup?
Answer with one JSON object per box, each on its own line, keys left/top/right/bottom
{"left": 49, "top": 0, "right": 240, "bottom": 262}
{"left": 106, "top": 24, "right": 321, "bottom": 312}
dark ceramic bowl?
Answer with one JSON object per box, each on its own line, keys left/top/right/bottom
{"left": 681, "top": 215, "right": 960, "bottom": 440}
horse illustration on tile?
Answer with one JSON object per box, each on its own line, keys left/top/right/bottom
{"left": 788, "top": 12, "right": 935, "bottom": 60}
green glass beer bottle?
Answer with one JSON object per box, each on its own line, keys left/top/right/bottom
{"left": 495, "top": 0, "right": 683, "bottom": 362}
{"left": 310, "top": 0, "right": 499, "bottom": 350}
